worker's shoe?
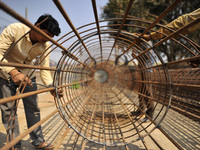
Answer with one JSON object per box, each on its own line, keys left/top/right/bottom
{"left": 131, "top": 111, "right": 143, "bottom": 119}
{"left": 140, "top": 116, "right": 151, "bottom": 123}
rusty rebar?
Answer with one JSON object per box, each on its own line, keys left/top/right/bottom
{"left": 0, "top": 1, "right": 78, "bottom": 61}
{"left": 0, "top": 0, "right": 199, "bottom": 149}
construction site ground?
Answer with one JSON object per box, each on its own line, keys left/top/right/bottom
{"left": 0, "top": 90, "right": 199, "bottom": 150}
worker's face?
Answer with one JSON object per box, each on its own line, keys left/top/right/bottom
{"left": 35, "top": 29, "right": 54, "bottom": 43}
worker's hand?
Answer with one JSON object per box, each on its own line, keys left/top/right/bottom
{"left": 133, "top": 33, "right": 151, "bottom": 43}
{"left": 50, "top": 88, "right": 64, "bottom": 98}
{"left": 9, "top": 69, "right": 32, "bottom": 87}
{"left": 133, "top": 33, "right": 142, "bottom": 43}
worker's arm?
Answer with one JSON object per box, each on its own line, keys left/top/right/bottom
{"left": 0, "top": 24, "right": 32, "bottom": 86}
{"left": 150, "top": 8, "right": 200, "bottom": 40}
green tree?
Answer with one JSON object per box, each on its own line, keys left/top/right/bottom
{"left": 101, "top": 0, "right": 200, "bottom": 62}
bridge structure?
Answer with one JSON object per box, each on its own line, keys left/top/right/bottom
{"left": 0, "top": 0, "right": 199, "bottom": 149}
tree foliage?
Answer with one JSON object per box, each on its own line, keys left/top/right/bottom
{"left": 101, "top": 0, "right": 200, "bottom": 62}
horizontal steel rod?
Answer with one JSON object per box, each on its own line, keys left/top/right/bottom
{"left": 0, "top": 80, "right": 90, "bottom": 104}
{"left": 129, "top": 17, "right": 200, "bottom": 62}
{"left": 134, "top": 80, "right": 200, "bottom": 88}
{"left": 170, "top": 105, "right": 200, "bottom": 120}
{"left": 0, "top": 109, "right": 59, "bottom": 150}
{"left": 137, "top": 55, "right": 200, "bottom": 71}
{"left": 0, "top": 62, "right": 90, "bottom": 75}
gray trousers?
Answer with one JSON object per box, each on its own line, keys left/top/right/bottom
{"left": 0, "top": 77, "right": 45, "bottom": 148}
{"left": 138, "top": 69, "right": 155, "bottom": 118}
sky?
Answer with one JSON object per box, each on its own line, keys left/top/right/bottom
{"left": 0, "top": 0, "right": 108, "bottom": 62}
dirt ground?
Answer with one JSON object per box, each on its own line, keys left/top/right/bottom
{"left": 0, "top": 91, "right": 199, "bottom": 150}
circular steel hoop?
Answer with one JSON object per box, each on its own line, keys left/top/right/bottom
{"left": 52, "top": 19, "right": 172, "bottom": 146}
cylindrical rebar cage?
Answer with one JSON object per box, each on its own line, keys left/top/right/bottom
{"left": 0, "top": 1, "right": 200, "bottom": 149}
{"left": 52, "top": 18, "right": 172, "bottom": 146}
